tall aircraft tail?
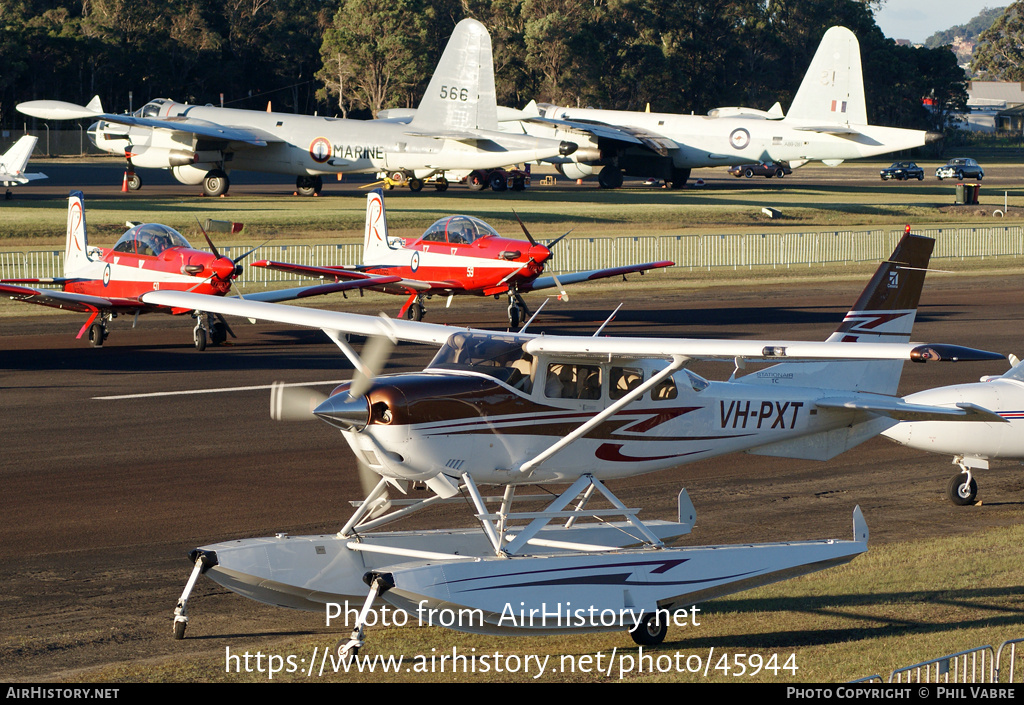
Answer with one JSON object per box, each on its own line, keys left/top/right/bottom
{"left": 0, "top": 135, "right": 38, "bottom": 176}
{"left": 362, "top": 188, "right": 398, "bottom": 265}
{"left": 786, "top": 26, "right": 867, "bottom": 126}
{"left": 744, "top": 232, "right": 934, "bottom": 395}
{"left": 409, "top": 18, "right": 498, "bottom": 132}
{"left": 64, "top": 191, "right": 93, "bottom": 275}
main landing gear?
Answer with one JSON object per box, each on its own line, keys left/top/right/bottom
{"left": 192, "top": 311, "right": 229, "bottom": 351}
{"left": 507, "top": 292, "right": 529, "bottom": 329}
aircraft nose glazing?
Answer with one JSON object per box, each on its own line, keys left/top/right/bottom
{"left": 314, "top": 394, "right": 370, "bottom": 431}
{"left": 86, "top": 122, "right": 101, "bottom": 149}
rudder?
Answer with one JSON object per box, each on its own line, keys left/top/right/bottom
{"left": 786, "top": 26, "right": 867, "bottom": 126}
{"left": 409, "top": 18, "right": 498, "bottom": 132}
{"left": 0, "top": 135, "right": 38, "bottom": 174}
{"left": 362, "top": 188, "right": 397, "bottom": 265}
{"left": 64, "top": 190, "right": 92, "bottom": 275}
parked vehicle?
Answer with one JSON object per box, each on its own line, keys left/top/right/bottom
{"left": 935, "top": 158, "right": 984, "bottom": 181}
{"left": 880, "top": 161, "right": 924, "bottom": 181}
{"left": 729, "top": 162, "right": 792, "bottom": 178}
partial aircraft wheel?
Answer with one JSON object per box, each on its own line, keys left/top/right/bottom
{"left": 406, "top": 302, "right": 424, "bottom": 321}
{"left": 334, "top": 638, "right": 358, "bottom": 662}
{"left": 507, "top": 304, "right": 521, "bottom": 329}
{"left": 434, "top": 178, "right": 449, "bottom": 192}
{"left": 467, "top": 172, "right": 486, "bottom": 191}
{"left": 947, "top": 472, "right": 978, "bottom": 506}
{"left": 669, "top": 168, "right": 690, "bottom": 189}
{"left": 194, "top": 327, "right": 207, "bottom": 351}
{"left": 598, "top": 166, "right": 623, "bottom": 189}
{"left": 408, "top": 178, "right": 424, "bottom": 192}
{"left": 173, "top": 620, "right": 186, "bottom": 640}
{"left": 296, "top": 176, "right": 317, "bottom": 197}
{"left": 126, "top": 173, "right": 142, "bottom": 191}
{"left": 88, "top": 323, "right": 106, "bottom": 348}
{"left": 629, "top": 613, "right": 668, "bottom": 646}
{"left": 210, "top": 321, "right": 227, "bottom": 346}
{"left": 489, "top": 172, "right": 508, "bottom": 191}
{"left": 203, "top": 170, "right": 229, "bottom": 197}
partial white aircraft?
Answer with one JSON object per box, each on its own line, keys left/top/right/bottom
{"left": 509, "top": 26, "right": 941, "bottom": 188}
{"left": 0, "top": 135, "right": 47, "bottom": 197}
{"left": 881, "top": 357, "right": 1022, "bottom": 505}
{"left": 142, "top": 233, "right": 1002, "bottom": 654}
{"left": 16, "top": 20, "right": 578, "bottom": 197}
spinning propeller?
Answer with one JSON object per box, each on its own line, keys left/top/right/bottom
{"left": 509, "top": 210, "right": 571, "bottom": 301}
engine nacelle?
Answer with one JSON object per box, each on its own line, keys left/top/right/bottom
{"left": 171, "top": 163, "right": 219, "bottom": 185}
{"left": 128, "top": 146, "right": 196, "bottom": 169}
{"left": 555, "top": 162, "right": 596, "bottom": 180}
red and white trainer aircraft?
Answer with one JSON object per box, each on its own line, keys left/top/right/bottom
{"left": 0, "top": 191, "right": 398, "bottom": 349}
{"left": 144, "top": 232, "right": 1003, "bottom": 653}
{"left": 251, "top": 188, "right": 673, "bottom": 327}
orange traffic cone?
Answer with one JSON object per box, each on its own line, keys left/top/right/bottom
{"left": 121, "top": 172, "right": 129, "bottom": 192}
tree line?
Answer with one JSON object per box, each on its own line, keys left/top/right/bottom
{"left": 3, "top": 0, "right": 967, "bottom": 134}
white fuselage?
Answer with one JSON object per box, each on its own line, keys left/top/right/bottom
{"left": 542, "top": 106, "right": 929, "bottom": 169}
{"left": 90, "top": 101, "right": 570, "bottom": 182}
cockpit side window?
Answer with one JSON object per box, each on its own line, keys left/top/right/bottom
{"left": 610, "top": 367, "right": 643, "bottom": 399}
{"left": 545, "top": 363, "right": 601, "bottom": 400}
{"left": 428, "top": 333, "right": 534, "bottom": 393}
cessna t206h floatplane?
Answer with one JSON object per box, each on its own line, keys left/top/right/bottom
{"left": 144, "top": 233, "right": 1003, "bottom": 654}
{"left": 253, "top": 188, "right": 673, "bottom": 327}
{"left": 0, "top": 192, "right": 398, "bottom": 349}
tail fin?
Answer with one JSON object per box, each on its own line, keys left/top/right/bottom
{"left": 64, "top": 190, "right": 93, "bottom": 275}
{"left": 744, "top": 233, "right": 934, "bottom": 394}
{"left": 362, "top": 188, "right": 398, "bottom": 265}
{"left": 0, "top": 135, "right": 38, "bottom": 175}
{"left": 786, "top": 26, "right": 867, "bottom": 126}
{"left": 409, "top": 18, "right": 498, "bottom": 132}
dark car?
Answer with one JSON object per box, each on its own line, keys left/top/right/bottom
{"left": 935, "top": 158, "right": 984, "bottom": 181}
{"left": 728, "top": 162, "right": 791, "bottom": 178}
{"left": 880, "top": 161, "right": 924, "bottom": 181}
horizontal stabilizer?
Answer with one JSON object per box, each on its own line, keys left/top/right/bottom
{"left": 815, "top": 396, "right": 1007, "bottom": 423}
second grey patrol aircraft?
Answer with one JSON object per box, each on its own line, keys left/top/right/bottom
{"left": 500, "top": 26, "right": 942, "bottom": 188}
{"left": 17, "top": 19, "right": 587, "bottom": 197}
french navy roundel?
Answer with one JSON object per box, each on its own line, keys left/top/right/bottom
{"left": 729, "top": 128, "right": 750, "bottom": 150}
{"left": 309, "top": 137, "right": 331, "bottom": 164}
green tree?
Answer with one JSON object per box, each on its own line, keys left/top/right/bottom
{"left": 972, "top": 2, "right": 1024, "bottom": 81}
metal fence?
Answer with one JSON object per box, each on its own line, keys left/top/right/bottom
{"left": 3, "top": 225, "right": 1022, "bottom": 285}
{"left": 889, "top": 645, "right": 996, "bottom": 683}
{"left": 2, "top": 127, "right": 101, "bottom": 157}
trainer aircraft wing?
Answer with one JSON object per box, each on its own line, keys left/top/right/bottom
{"left": 251, "top": 261, "right": 432, "bottom": 292}
{"left": 523, "top": 261, "right": 673, "bottom": 292}
{"left": 1, "top": 282, "right": 121, "bottom": 312}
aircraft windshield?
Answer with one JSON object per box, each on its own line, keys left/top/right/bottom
{"left": 133, "top": 99, "right": 171, "bottom": 118}
{"left": 112, "top": 223, "right": 192, "bottom": 256}
{"left": 419, "top": 215, "right": 499, "bottom": 245}
{"left": 428, "top": 332, "right": 535, "bottom": 392}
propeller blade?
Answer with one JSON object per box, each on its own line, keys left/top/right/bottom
{"left": 194, "top": 216, "right": 222, "bottom": 260}
{"left": 551, "top": 272, "right": 569, "bottom": 302}
{"left": 547, "top": 229, "right": 573, "bottom": 250}
{"left": 270, "top": 381, "right": 328, "bottom": 421}
{"left": 511, "top": 209, "right": 538, "bottom": 247}
{"left": 232, "top": 239, "right": 270, "bottom": 265}
{"left": 350, "top": 333, "right": 395, "bottom": 398}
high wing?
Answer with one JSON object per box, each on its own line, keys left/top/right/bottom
{"left": 16, "top": 97, "right": 276, "bottom": 147}
{"left": 251, "top": 261, "right": 433, "bottom": 293}
{"left": 138, "top": 290, "right": 1005, "bottom": 365}
{"left": 522, "top": 335, "right": 1005, "bottom": 364}
{"left": 523, "top": 261, "right": 673, "bottom": 292}
{"left": 512, "top": 101, "right": 674, "bottom": 156}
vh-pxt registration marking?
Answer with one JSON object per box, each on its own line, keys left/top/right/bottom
{"left": 720, "top": 400, "right": 805, "bottom": 429}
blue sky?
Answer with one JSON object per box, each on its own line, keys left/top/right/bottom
{"left": 873, "top": 1, "right": 1009, "bottom": 43}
